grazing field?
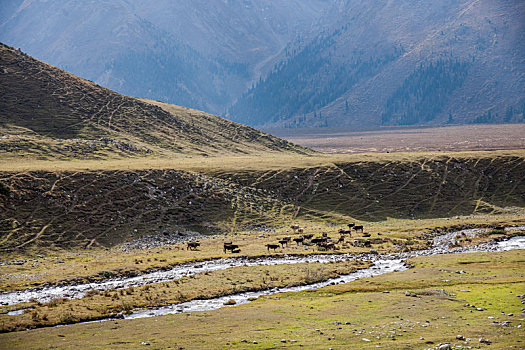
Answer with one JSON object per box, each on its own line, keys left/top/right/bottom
{"left": 1, "top": 122, "right": 524, "bottom": 348}
{"left": 1, "top": 250, "right": 523, "bottom": 349}
{"left": 270, "top": 124, "right": 525, "bottom": 154}
{"left": 0, "top": 43, "right": 310, "bottom": 160}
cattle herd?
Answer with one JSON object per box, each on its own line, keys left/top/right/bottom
{"left": 186, "top": 223, "right": 370, "bottom": 253}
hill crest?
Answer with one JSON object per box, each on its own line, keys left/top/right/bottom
{"left": 0, "top": 43, "right": 311, "bottom": 159}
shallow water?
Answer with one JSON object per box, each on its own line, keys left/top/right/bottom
{"left": 122, "top": 235, "right": 525, "bottom": 320}
{"left": 125, "top": 259, "right": 405, "bottom": 319}
{"left": 1, "top": 229, "right": 523, "bottom": 317}
{"left": 0, "top": 254, "right": 370, "bottom": 306}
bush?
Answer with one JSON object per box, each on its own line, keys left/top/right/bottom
{"left": 0, "top": 182, "right": 9, "bottom": 196}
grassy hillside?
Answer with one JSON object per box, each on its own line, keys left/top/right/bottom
{"left": 1, "top": 151, "right": 523, "bottom": 250}
{"left": 0, "top": 43, "right": 310, "bottom": 159}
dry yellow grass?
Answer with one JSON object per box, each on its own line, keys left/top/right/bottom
{"left": 0, "top": 259, "right": 371, "bottom": 331}
{"left": 1, "top": 149, "right": 524, "bottom": 172}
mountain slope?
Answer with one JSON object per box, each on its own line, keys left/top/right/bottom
{"left": 229, "top": 0, "right": 525, "bottom": 127}
{"left": 1, "top": 152, "right": 524, "bottom": 249}
{"left": 0, "top": 0, "right": 330, "bottom": 114}
{"left": 0, "top": 43, "right": 310, "bottom": 159}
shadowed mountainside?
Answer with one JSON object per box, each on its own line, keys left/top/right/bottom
{"left": 0, "top": 43, "right": 310, "bottom": 159}
{"left": 229, "top": 0, "right": 525, "bottom": 128}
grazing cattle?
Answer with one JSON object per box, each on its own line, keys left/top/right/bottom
{"left": 347, "top": 223, "right": 355, "bottom": 229}
{"left": 353, "top": 225, "right": 364, "bottom": 233}
{"left": 303, "top": 234, "right": 314, "bottom": 240}
{"left": 311, "top": 237, "right": 327, "bottom": 244}
{"left": 337, "top": 235, "right": 345, "bottom": 244}
{"left": 278, "top": 239, "right": 289, "bottom": 247}
{"left": 293, "top": 237, "right": 304, "bottom": 245}
{"left": 223, "top": 242, "right": 239, "bottom": 253}
{"left": 282, "top": 236, "right": 292, "bottom": 242}
{"left": 266, "top": 244, "right": 279, "bottom": 252}
{"left": 187, "top": 241, "right": 200, "bottom": 250}
{"left": 338, "top": 229, "right": 352, "bottom": 235}
{"left": 297, "top": 228, "right": 304, "bottom": 234}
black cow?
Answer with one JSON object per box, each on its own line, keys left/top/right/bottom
{"left": 266, "top": 244, "right": 279, "bottom": 252}
{"left": 187, "top": 241, "right": 200, "bottom": 250}
{"left": 293, "top": 237, "right": 304, "bottom": 245}
{"left": 224, "top": 242, "right": 239, "bottom": 253}
{"left": 353, "top": 225, "right": 364, "bottom": 233}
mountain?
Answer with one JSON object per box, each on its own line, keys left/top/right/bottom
{"left": 0, "top": 0, "right": 330, "bottom": 114}
{"left": 2, "top": 1, "right": 523, "bottom": 128}
{"left": 0, "top": 43, "right": 310, "bottom": 159}
{"left": 229, "top": 0, "right": 525, "bottom": 127}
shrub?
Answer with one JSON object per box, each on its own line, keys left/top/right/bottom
{"left": 0, "top": 182, "right": 9, "bottom": 196}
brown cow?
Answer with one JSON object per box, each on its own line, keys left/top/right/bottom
{"left": 311, "top": 237, "right": 327, "bottom": 244}
{"left": 303, "top": 234, "right": 314, "bottom": 240}
{"left": 337, "top": 235, "right": 345, "bottom": 244}
{"left": 317, "top": 241, "right": 335, "bottom": 250}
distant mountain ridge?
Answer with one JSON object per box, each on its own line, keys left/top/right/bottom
{"left": 230, "top": 0, "right": 525, "bottom": 127}
{"left": 1, "top": 0, "right": 524, "bottom": 128}
{"left": 228, "top": 0, "right": 525, "bottom": 127}
{"left": 0, "top": 43, "right": 310, "bottom": 159}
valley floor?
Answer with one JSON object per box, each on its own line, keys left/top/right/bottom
{"left": 1, "top": 248, "right": 523, "bottom": 349}
{"left": 1, "top": 148, "right": 524, "bottom": 349}
{"left": 270, "top": 124, "right": 525, "bottom": 154}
